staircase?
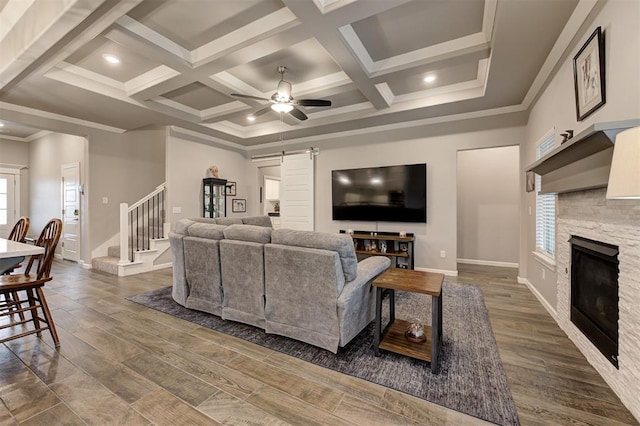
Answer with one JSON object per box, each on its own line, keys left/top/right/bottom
{"left": 92, "top": 183, "right": 171, "bottom": 276}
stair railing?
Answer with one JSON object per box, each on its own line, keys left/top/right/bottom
{"left": 119, "top": 183, "right": 166, "bottom": 263}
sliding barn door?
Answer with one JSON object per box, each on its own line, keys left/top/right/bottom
{"left": 280, "top": 153, "right": 314, "bottom": 231}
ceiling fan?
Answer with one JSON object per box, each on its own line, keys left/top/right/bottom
{"left": 230, "top": 66, "right": 331, "bottom": 121}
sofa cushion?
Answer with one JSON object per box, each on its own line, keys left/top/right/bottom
{"left": 190, "top": 217, "right": 219, "bottom": 224}
{"left": 174, "top": 219, "right": 195, "bottom": 235}
{"left": 187, "top": 223, "right": 227, "bottom": 240}
{"left": 271, "top": 229, "right": 357, "bottom": 281}
{"left": 241, "top": 216, "right": 273, "bottom": 228}
{"left": 215, "top": 217, "right": 243, "bottom": 226}
{"left": 223, "top": 224, "right": 271, "bottom": 244}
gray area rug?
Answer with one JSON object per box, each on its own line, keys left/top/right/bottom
{"left": 128, "top": 282, "right": 519, "bottom": 425}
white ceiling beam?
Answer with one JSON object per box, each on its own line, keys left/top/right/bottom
{"left": 191, "top": 8, "right": 299, "bottom": 68}
{"left": 0, "top": 0, "right": 143, "bottom": 91}
{"left": 312, "top": 0, "right": 358, "bottom": 15}
{"left": 282, "top": 0, "right": 414, "bottom": 110}
{"left": 105, "top": 21, "right": 310, "bottom": 101}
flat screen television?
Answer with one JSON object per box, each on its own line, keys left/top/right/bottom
{"left": 332, "top": 163, "right": 427, "bottom": 223}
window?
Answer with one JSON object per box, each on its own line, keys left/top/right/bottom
{"left": 0, "top": 177, "right": 8, "bottom": 225}
{"left": 535, "top": 132, "right": 556, "bottom": 258}
{"left": 0, "top": 173, "right": 17, "bottom": 236}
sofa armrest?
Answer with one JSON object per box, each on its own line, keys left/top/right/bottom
{"left": 337, "top": 256, "right": 390, "bottom": 346}
{"left": 339, "top": 256, "right": 391, "bottom": 298}
{"left": 338, "top": 256, "right": 390, "bottom": 302}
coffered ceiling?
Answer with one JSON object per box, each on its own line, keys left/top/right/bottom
{"left": 0, "top": 0, "right": 591, "bottom": 148}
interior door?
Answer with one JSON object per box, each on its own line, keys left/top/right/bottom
{"left": 0, "top": 174, "right": 16, "bottom": 238}
{"left": 280, "top": 153, "right": 314, "bottom": 231}
{"left": 61, "top": 163, "right": 81, "bottom": 262}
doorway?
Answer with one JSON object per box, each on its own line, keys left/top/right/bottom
{"left": 61, "top": 163, "right": 81, "bottom": 262}
{"left": 257, "top": 164, "right": 281, "bottom": 226}
{"left": 456, "top": 146, "right": 520, "bottom": 267}
{"left": 263, "top": 174, "right": 281, "bottom": 216}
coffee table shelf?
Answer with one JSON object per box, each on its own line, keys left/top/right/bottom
{"left": 378, "top": 318, "right": 433, "bottom": 362}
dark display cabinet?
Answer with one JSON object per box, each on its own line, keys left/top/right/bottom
{"left": 203, "top": 178, "right": 227, "bottom": 218}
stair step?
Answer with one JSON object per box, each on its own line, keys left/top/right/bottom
{"left": 92, "top": 256, "right": 120, "bottom": 275}
{"left": 95, "top": 237, "right": 170, "bottom": 276}
{"left": 107, "top": 245, "right": 120, "bottom": 258}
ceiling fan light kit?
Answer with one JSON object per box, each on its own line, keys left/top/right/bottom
{"left": 231, "top": 66, "right": 331, "bottom": 122}
{"left": 271, "top": 103, "right": 294, "bottom": 113}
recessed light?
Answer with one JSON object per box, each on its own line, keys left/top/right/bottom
{"left": 0, "top": 123, "right": 4, "bottom": 127}
{"left": 102, "top": 54, "right": 120, "bottom": 64}
{"left": 423, "top": 75, "right": 436, "bottom": 83}
{"left": 247, "top": 115, "right": 256, "bottom": 122}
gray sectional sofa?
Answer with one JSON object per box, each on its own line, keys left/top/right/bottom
{"left": 169, "top": 216, "right": 390, "bottom": 353}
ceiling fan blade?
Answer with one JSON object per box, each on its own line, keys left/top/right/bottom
{"left": 249, "top": 105, "right": 272, "bottom": 118}
{"left": 289, "top": 106, "right": 308, "bottom": 121}
{"left": 295, "top": 99, "right": 332, "bottom": 107}
{"left": 230, "top": 93, "right": 270, "bottom": 101}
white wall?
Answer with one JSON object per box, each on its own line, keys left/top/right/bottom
{"left": 28, "top": 132, "right": 86, "bottom": 245}
{"left": 88, "top": 127, "right": 165, "bottom": 257}
{"left": 522, "top": 0, "right": 640, "bottom": 309}
{"left": 319, "top": 129, "right": 523, "bottom": 273}
{"left": 246, "top": 116, "right": 526, "bottom": 274}
{"left": 166, "top": 130, "right": 248, "bottom": 226}
{"left": 0, "top": 138, "right": 29, "bottom": 164}
{"left": 457, "top": 146, "right": 520, "bottom": 266}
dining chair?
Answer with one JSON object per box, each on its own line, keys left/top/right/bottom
{"left": 0, "top": 218, "right": 62, "bottom": 348}
{"left": 2, "top": 216, "right": 31, "bottom": 320}
{"left": 3, "top": 216, "right": 30, "bottom": 274}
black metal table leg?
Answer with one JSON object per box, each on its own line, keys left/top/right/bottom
{"left": 438, "top": 288, "right": 443, "bottom": 342}
{"left": 431, "top": 293, "right": 441, "bottom": 374}
{"left": 374, "top": 286, "right": 383, "bottom": 356}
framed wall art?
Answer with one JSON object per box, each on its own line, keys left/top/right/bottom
{"left": 232, "top": 198, "right": 246, "bottom": 213}
{"left": 226, "top": 181, "right": 236, "bottom": 196}
{"left": 573, "top": 27, "right": 605, "bottom": 121}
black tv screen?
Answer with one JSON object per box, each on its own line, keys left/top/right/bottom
{"left": 332, "top": 163, "right": 427, "bottom": 223}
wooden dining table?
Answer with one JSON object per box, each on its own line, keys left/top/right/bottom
{"left": 0, "top": 238, "right": 44, "bottom": 275}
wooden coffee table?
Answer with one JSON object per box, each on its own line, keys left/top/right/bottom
{"left": 373, "top": 268, "right": 444, "bottom": 373}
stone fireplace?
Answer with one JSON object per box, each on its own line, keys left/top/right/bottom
{"left": 556, "top": 189, "right": 640, "bottom": 418}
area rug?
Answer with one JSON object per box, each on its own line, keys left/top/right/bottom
{"left": 128, "top": 282, "right": 519, "bottom": 425}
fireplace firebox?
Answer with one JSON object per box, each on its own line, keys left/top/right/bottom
{"left": 569, "top": 235, "right": 619, "bottom": 368}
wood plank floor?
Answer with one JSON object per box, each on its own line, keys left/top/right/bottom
{"left": 1, "top": 261, "right": 637, "bottom": 425}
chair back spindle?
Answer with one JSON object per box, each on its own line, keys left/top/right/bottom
{"left": 8, "top": 217, "right": 30, "bottom": 243}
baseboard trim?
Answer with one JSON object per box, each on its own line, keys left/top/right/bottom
{"left": 518, "top": 276, "right": 558, "bottom": 321}
{"left": 458, "top": 258, "right": 519, "bottom": 268}
{"left": 415, "top": 266, "right": 458, "bottom": 276}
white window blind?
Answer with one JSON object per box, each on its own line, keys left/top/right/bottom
{"left": 535, "top": 134, "right": 556, "bottom": 257}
